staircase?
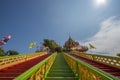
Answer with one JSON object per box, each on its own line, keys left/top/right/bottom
{"left": 45, "top": 53, "right": 78, "bottom": 80}
{"left": 71, "top": 54, "right": 120, "bottom": 79}
{"left": 0, "top": 54, "right": 50, "bottom": 80}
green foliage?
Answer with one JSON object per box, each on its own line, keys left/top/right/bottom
{"left": 43, "top": 39, "right": 62, "bottom": 52}
{"left": 55, "top": 46, "right": 63, "bottom": 52}
{"left": 117, "top": 53, "right": 120, "bottom": 57}
{"left": 0, "top": 48, "right": 6, "bottom": 56}
{"left": 6, "top": 50, "right": 19, "bottom": 56}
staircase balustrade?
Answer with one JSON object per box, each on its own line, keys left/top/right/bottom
{"left": 71, "top": 52, "right": 120, "bottom": 69}
{"left": 0, "top": 52, "right": 48, "bottom": 70}
{"left": 14, "top": 53, "right": 57, "bottom": 80}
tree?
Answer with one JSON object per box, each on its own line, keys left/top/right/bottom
{"left": 43, "top": 39, "right": 61, "bottom": 53}
{"left": 6, "top": 50, "right": 19, "bottom": 56}
{"left": 117, "top": 53, "right": 120, "bottom": 57}
{"left": 0, "top": 48, "right": 6, "bottom": 56}
{"left": 55, "top": 46, "right": 63, "bottom": 52}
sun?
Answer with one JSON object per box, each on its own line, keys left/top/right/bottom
{"left": 95, "top": 0, "right": 106, "bottom": 6}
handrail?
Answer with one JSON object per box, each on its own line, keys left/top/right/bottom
{"left": 71, "top": 52, "right": 120, "bottom": 69}
{"left": 0, "top": 52, "right": 42, "bottom": 58}
{"left": 14, "top": 53, "right": 57, "bottom": 80}
{"left": 0, "top": 52, "right": 48, "bottom": 70}
{"left": 63, "top": 53, "right": 120, "bottom": 80}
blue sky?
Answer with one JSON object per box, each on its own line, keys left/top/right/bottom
{"left": 0, "top": 0, "right": 120, "bottom": 55}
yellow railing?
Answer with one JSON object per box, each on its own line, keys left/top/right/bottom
{"left": 63, "top": 53, "right": 120, "bottom": 80}
{"left": 71, "top": 52, "right": 120, "bottom": 69}
{"left": 0, "top": 52, "right": 48, "bottom": 70}
{"left": 14, "top": 53, "right": 57, "bottom": 80}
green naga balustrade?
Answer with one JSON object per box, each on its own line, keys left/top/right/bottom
{"left": 63, "top": 53, "right": 120, "bottom": 80}
{"left": 14, "top": 53, "right": 57, "bottom": 80}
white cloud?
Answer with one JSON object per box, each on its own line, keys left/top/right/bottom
{"left": 85, "top": 16, "right": 120, "bottom": 56}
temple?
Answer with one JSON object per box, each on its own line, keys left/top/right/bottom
{"left": 64, "top": 36, "right": 79, "bottom": 51}
{"left": 64, "top": 36, "right": 88, "bottom": 52}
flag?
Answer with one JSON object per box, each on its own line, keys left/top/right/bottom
{"left": 0, "top": 34, "right": 12, "bottom": 46}
{"left": 29, "top": 42, "right": 36, "bottom": 48}
{"left": 89, "top": 43, "right": 96, "bottom": 49}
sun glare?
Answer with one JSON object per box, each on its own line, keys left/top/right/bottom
{"left": 96, "top": 0, "right": 106, "bottom": 6}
